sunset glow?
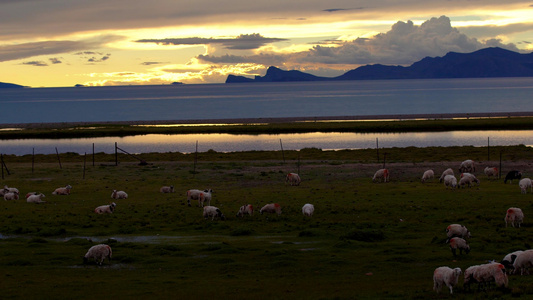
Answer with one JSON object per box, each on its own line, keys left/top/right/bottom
{"left": 1, "top": 1, "right": 532, "bottom": 87}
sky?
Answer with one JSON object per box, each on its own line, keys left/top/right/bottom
{"left": 0, "top": 0, "right": 532, "bottom": 87}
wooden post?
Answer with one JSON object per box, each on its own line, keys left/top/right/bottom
{"left": 487, "top": 137, "right": 490, "bottom": 161}
{"left": 499, "top": 151, "right": 503, "bottom": 179}
{"left": 376, "top": 138, "right": 380, "bottom": 163}
{"left": 280, "top": 139, "right": 285, "bottom": 163}
{"left": 115, "top": 142, "right": 118, "bottom": 166}
{"left": 193, "top": 140, "right": 198, "bottom": 176}
{"left": 92, "top": 143, "right": 95, "bottom": 166}
{"left": 1, "top": 154, "right": 3, "bottom": 180}
{"left": 55, "top": 147, "right": 62, "bottom": 169}
{"left": 83, "top": 152, "right": 87, "bottom": 179}
{"left": 297, "top": 152, "right": 301, "bottom": 174}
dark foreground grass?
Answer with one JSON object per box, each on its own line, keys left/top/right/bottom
{"left": 1, "top": 147, "right": 533, "bottom": 299}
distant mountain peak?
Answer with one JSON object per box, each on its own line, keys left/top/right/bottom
{"left": 226, "top": 47, "right": 533, "bottom": 83}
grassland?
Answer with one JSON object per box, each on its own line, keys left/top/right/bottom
{"left": 1, "top": 142, "right": 533, "bottom": 299}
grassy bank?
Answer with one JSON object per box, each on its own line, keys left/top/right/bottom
{"left": 1, "top": 146, "right": 533, "bottom": 299}
{"left": 1, "top": 116, "right": 533, "bottom": 139}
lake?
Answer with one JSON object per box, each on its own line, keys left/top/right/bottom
{"left": 1, "top": 130, "right": 531, "bottom": 155}
{"left": 1, "top": 77, "right": 533, "bottom": 124}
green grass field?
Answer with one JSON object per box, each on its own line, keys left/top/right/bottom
{"left": 1, "top": 145, "right": 533, "bottom": 299}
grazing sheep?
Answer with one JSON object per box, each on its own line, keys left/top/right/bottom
{"left": 504, "top": 170, "right": 522, "bottom": 184}
{"left": 260, "top": 203, "right": 282, "bottom": 216}
{"left": 463, "top": 265, "right": 481, "bottom": 291}
{"left": 203, "top": 206, "right": 225, "bottom": 220}
{"left": 449, "top": 237, "right": 470, "bottom": 256}
{"left": 473, "top": 263, "right": 508, "bottom": 289}
{"left": 433, "top": 266, "right": 462, "bottom": 294}
{"left": 446, "top": 224, "right": 471, "bottom": 241}
{"left": 3, "top": 191, "right": 19, "bottom": 201}
{"left": 0, "top": 187, "right": 8, "bottom": 197}
{"left": 52, "top": 185, "right": 72, "bottom": 195}
{"left": 186, "top": 189, "right": 213, "bottom": 207}
{"left": 372, "top": 168, "right": 389, "bottom": 183}
{"left": 443, "top": 175, "right": 457, "bottom": 190}
{"left": 459, "top": 173, "right": 480, "bottom": 188}
{"left": 3, "top": 185, "right": 19, "bottom": 194}
{"left": 302, "top": 203, "right": 314, "bottom": 217}
{"left": 160, "top": 185, "right": 174, "bottom": 193}
{"left": 513, "top": 249, "right": 533, "bottom": 275}
{"left": 421, "top": 170, "right": 434, "bottom": 183}
{"left": 484, "top": 166, "right": 498, "bottom": 179}
{"left": 502, "top": 250, "right": 524, "bottom": 271}
{"left": 519, "top": 178, "right": 532, "bottom": 194}
{"left": 439, "top": 168, "right": 454, "bottom": 183}
{"left": 83, "top": 244, "right": 112, "bottom": 265}
{"left": 236, "top": 204, "right": 253, "bottom": 217}
{"left": 459, "top": 159, "right": 476, "bottom": 173}
{"left": 26, "top": 193, "right": 45, "bottom": 204}
{"left": 111, "top": 190, "right": 128, "bottom": 199}
{"left": 94, "top": 202, "right": 116, "bottom": 214}
{"left": 505, "top": 207, "right": 524, "bottom": 228}
{"left": 285, "top": 173, "right": 301, "bottom": 186}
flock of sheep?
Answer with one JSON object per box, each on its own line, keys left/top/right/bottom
{"left": 413, "top": 159, "right": 532, "bottom": 294}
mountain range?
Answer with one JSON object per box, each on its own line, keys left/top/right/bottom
{"left": 225, "top": 47, "right": 533, "bottom": 83}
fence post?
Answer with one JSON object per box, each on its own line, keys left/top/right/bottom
{"left": 376, "top": 138, "right": 380, "bottom": 163}
{"left": 55, "top": 147, "right": 62, "bottom": 169}
{"left": 115, "top": 142, "right": 118, "bottom": 166}
{"left": 280, "top": 139, "right": 285, "bottom": 163}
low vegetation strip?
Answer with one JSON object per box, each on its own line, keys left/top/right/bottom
{"left": 0, "top": 115, "right": 533, "bottom": 139}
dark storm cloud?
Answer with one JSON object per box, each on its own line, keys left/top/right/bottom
{"left": 322, "top": 8, "right": 364, "bottom": 12}
{"left": 22, "top": 61, "right": 48, "bottom": 66}
{"left": 0, "top": 35, "right": 121, "bottom": 62}
{"left": 136, "top": 33, "right": 288, "bottom": 50}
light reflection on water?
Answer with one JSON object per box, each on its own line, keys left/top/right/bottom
{"left": 0, "top": 130, "right": 532, "bottom": 155}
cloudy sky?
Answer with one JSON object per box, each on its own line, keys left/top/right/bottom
{"left": 1, "top": 0, "right": 532, "bottom": 87}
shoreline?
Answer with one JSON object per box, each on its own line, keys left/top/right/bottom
{"left": 1, "top": 111, "right": 533, "bottom": 129}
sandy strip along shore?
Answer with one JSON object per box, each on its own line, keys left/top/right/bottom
{"left": 1, "top": 111, "right": 533, "bottom": 129}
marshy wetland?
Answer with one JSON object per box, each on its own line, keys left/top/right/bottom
{"left": 2, "top": 118, "right": 533, "bottom": 299}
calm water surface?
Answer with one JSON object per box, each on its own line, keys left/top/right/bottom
{"left": 1, "top": 130, "right": 531, "bottom": 155}
{"left": 1, "top": 77, "right": 533, "bottom": 124}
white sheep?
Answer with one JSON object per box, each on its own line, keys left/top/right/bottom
{"left": 260, "top": 203, "right": 282, "bottom": 216}
{"left": 286, "top": 173, "right": 301, "bottom": 186}
{"left": 186, "top": 189, "right": 213, "bottom": 207}
{"left": 421, "top": 169, "right": 434, "bottom": 183}
{"left": 463, "top": 265, "right": 481, "bottom": 291}
{"left": 446, "top": 224, "right": 471, "bottom": 240}
{"left": 372, "top": 168, "right": 389, "bottom": 183}
{"left": 111, "top": 190, "right": 128, "bottom": 199}
{"left": 236, "top": 204, "right": 253, "bottom": 217}
{"left": 0, "top": 187, "right": 8, "bottom": 197}
{"left": 505, "top": 207, "right": 524, "bottom": 228}
{"left": 3, "top": 191, "right": 19, "bottom": 201}
{"left": 160, "top": 185, "right": 174, "bottom": 193}
{"left": 83, "top": 244, "right": 112, "bottom": 265}
{"left": 513, "top": 249, "right": 533, "bottom": 275}
{"left": 52, "top": 184, "right": 72, "bottom": 195}
{"left": 302, "top": 203, "right": 314, "bottom": 217}
{"left": 203, "top": 205, "right": 225, "bottom": 220}
{"left": 519, "top": 178, "right": 532, "bottom": 194}
{"left": 459, "top": 173, "right": 480, "bottom": 188}
{"left": 26, "top": 193, "right": 46, "bottom": 204}
{"left": 484, "top": 166, "right": 498, "bottom": 179}
{"left": 443, "top": 175, "right": 457, "bottom": 189}
{"left": 459, "top": 159, "right": 476, "bottom": 173}
{"left": 439, "top": 168, "right": 454, "bottom": 182}
{"left": 502, "top": 250, "right": 524, "bottom": 270}
{"left": 94, "top": 202, "right": 116, "bottom": 214}
{"left": 433, "top": 266, "right": 462, "bottom": 294}
{"left": 473, "top": 262, "right": 508, "bottom": 289}
{"left": 3, "top": 185, "right": 19, "bottom": 194}
{"left": 449, "top": 237, "right": 470, "bottom": 256}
